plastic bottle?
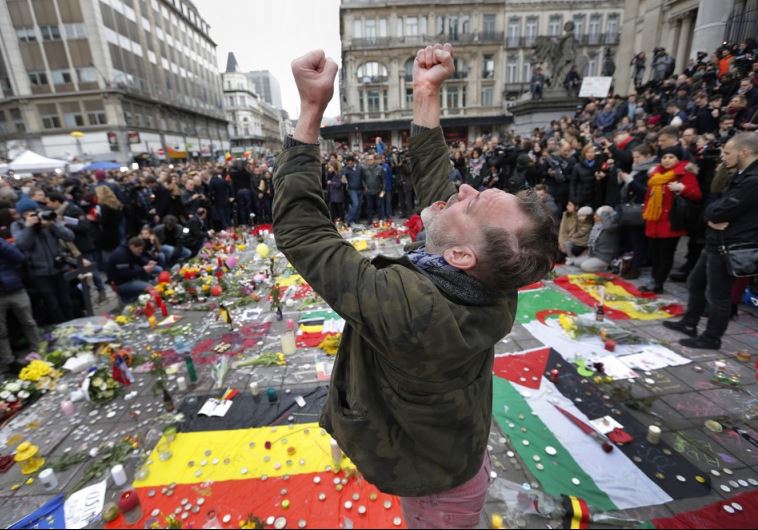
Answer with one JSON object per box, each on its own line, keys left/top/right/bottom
{"left": 280, "top": 319, "right": 297, "bottom": 355}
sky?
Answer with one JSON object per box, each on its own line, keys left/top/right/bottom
{"left": 197, "top": 0, "right": 343, "bottom": 119}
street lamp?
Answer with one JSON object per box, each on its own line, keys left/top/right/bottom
{"left": 70, "top": 130, "right": 85, "bottom": 158}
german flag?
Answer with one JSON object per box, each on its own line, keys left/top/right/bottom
{"left": 562, "top": 495, "right": 591, "bottom": 529}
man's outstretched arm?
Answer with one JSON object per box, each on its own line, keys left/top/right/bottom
{"left": 272, "top": 50, "right": 432, "bottom": 353}
{"left": 410, "top": 43, "right": 458, "bottom": 209}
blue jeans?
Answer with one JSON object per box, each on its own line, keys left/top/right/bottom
{"left": 346, "top": 190, "right": 363, "bottom": 225}
{"left": 160, "top": 245, "right": 191, "bottom": 266}
{"left": 116, "top": 280, "right": 151, "bottom": 303}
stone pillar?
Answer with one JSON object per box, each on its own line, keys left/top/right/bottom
{"left": 690, "top": 0, "right": 734, "bottom": 59}
{"left": 676, "top": 16, "right": 693, "bottom": 74}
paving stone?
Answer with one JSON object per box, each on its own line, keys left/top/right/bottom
{"left": 661, "top": 428, "right": 746, "bottom": 473}
{"left": 625, "top": 398, "right": 694, "bottom": 432}
{"left": 700, "top": 424, "right": 758, "bottom": 467}
{"left": 636, "top": 368, "right": 692, "bottom": 395}
{"left": 660, "top": 392, "right": 730, "bottom": 419}
{"left": 666, "top": 358, "right": 756, "bottom": 392}
{"left": 0, "top": 495, "right": 56, "bottom": 526}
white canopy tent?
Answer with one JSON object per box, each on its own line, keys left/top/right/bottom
{"left": 8, "top": 150, "right": 67, "bottom": 173}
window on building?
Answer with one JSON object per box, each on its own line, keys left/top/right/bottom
{"left": 573, "top": 14, "right": 586, "bottom": 36}
{"left": 607, "top": 13, "right": 620, "bottom": 42}
{"left": 40, "top": 108, "right": 61, "bottom": 129}
{"left": 40, "top": 25, "right": 61, "bottom": 41}
{"left": 481, "top": 86, "right": 493, "bottom": 107}
{"left": 483, "top": 14, "right": 496, "bottom": 37}
{"left": 87, "top": 111, "right": 107, "bottom": 125}
{"left": 63, "top": 112, "right": 85, "bottom": 128}
{"left": 446, "top": 86, "right": 458, "bottom": 108}
{"left": 0, "top": 111, "right": 7, "bottom": 134}
{"left": 10, "top": 108, "right": 25, "bottom": 132}
{"left": 448, "top": 16, "right": 459, "bottom": 41}
{"left": 507, "top": 17, "right": 521, "bottom": 47}
{"left": 461, "top": 15, "right": 470, "bottom": 34}
{"left": 378, "top": 18, "right": 387, "bottom": 37}
{"left": 548, "top": 15, "right": 563, "bottom": 37}
{"left": 16, "top": 28, "right": 37, "bottom": 42}
{"left": 405, "top": 16, "right": 418, "bottom": 36}
{"left": 367, "top": 90, "right": 381, "bottom": 113}
{"left": 419, "top": 16, "right": 427, "bottom": 35}
{"left": 589, "top": 14, "right": 601, "bottom": 43}
{"left": 51, "top": 70, "right": 74, "bottom": 85}
{"left": 353, "top": 18, "right": 362, "bottom": 38}
{"left": 29, "top": 72, "right": 48, "bottom": 86}
{"left": 397, "top": 17, "right": 403, "bottom": 37}
{"left": 63, "top": 23, "right": 87, "bottom": 39}
{"left": 483, "top": 54, "right": 495, "bottom": 79}
{"left": 586, "top": 52, "right": 598, "bottom": 76}
{"left": 404, "top": 58, "right": 414, "bottom": 81}
{"left": 525, "top": 17, "right": 538, "bottom": 46}
{"left": 356, "top": 62, "right": 388, "bottom": 83}
{"left": 405, "top": 88, "right": 413, "bottom": 106}
{"left": 453, "top": 58, "right": 468, "bottom": 77}
{"left": 506, "top": 56, "right": 518, "bottom": 83}
{"left": 364, "top": 19, "right": 375, "bottom": 39}
{"left": 523, "top": 60, "right": 532, "bottom": 84}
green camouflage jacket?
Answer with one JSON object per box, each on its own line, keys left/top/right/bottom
{"left": 272, "top": 127, "right": 517, "bottom": 496}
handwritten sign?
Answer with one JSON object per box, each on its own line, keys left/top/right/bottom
{"left": 579, "top": 77, "right": 613, "bottom": 98}
{"left": 64, "top": 479, "right": 107, "bottom": 529}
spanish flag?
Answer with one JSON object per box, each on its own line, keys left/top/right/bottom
{"left": 218, "top": 304, "right": 232, "bottom": 328}
{"left": 562, "top": 495, "right": 591, "bottom": 529}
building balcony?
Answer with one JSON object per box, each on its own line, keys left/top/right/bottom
{"left": 502, "top": 32, "right": 620, "bottom": 50}
{"left": 346, "top": 31, "right": 504, "bottom": 51}
{"left": 357, "top": 75, "right": 389, "bottom": 84}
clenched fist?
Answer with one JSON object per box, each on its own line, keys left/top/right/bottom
{"left": 413, "top": 43, "right": 455, "bottom": 92}
{"left": 291, "top": 49, "right": 339, "bottom": 115}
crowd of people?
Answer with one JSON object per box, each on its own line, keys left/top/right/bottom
{"left": 0, "top": 39, "right": 757, "bottom": 374}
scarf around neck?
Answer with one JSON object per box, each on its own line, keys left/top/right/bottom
{"left": 406, "top": 248, "right": 496, "bottom": 306}
{"left": 642, "top": 168, "right": 678, "bottom": 222}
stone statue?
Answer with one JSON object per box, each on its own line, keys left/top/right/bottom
{"left": 532, "top": 21, "right": 589, "bottom": 89}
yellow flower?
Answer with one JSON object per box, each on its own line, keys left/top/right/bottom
{"left": 165, "top": 289, "right": 175, "bottom": 296}
{"left": 558, "top": 314, "right": 577, "bottom": 338}
{"left": 276, "top": 352, "right": 286, "bottom": 366}
{"left": 115, "top": 315, "right": 130, "bottom": 325}
{"left": 19, "top": 360, "right": 55, "bottom": 382}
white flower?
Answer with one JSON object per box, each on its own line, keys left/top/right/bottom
{"left": 20, "top": 381, "right": 32, "bottom": 389}
{"left": 18, "top": 391, "right": 30, "bottom": 400}
{"left": 0, "top": 391, "right": 11, "bottom": 400}
{"left": 5, "top": 382, "right": 20, "bottom": 393}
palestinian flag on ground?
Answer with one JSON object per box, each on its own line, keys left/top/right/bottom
{"left": 515, "top": 285, "right": 590, "bottom": 324}
{"left": 105, "top": 387, "right": 405, "bottom": 529}
{"left": 492, "top": 347, "right": 710, "bottom": 511}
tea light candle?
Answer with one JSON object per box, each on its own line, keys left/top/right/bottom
{"left": 250, "top": 381, "right": 260, "bottom": 396}
{"left": 176, "top": 377, "right": 187, "bottom": 391}
{"left": 61, "top": 400, "right": 75, "bottom": 416}
{"left": 39, "top": 468, "right": 58, "bottom": 490}
{"left": 647, "top": 425, "right": 662, "bottom": 445}
{"left": 118, "top": 489, "right": 142, "bottom": 525}
{"left": 111, "top": 464, "right": 127, "bottom": 486}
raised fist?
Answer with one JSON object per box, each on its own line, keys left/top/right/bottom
{"left": 413, "top": 43, "right": 455, "bottom": 91}
{"left": 291, "top": 49, "right": 338, "bottom": 115}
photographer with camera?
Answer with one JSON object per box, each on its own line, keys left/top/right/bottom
{"left": 10, "top": 199, "right": 75, "bottom": 325}
{"left": 651, "top": 47, "right": 675, "bottom": 83}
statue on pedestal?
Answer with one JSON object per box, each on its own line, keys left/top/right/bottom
{"left": 532, "top": 21, "right": 589, "bottom": 96}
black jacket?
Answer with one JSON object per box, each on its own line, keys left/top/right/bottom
{"left": 689, "top": 105, "right": 718, "bottom": 134}
{"left": 60, "top": 202, "right": 95, "bottom": 254}
{"left": 151, "top": 183, "right": 173, "bottom": 219}
{"left": 570, "top": 159, "right": 600, "bottom": 207}
{"left": 705, "top": 160, "right": 758, "bottom": 250}
{"left": 106, "top": 244, "right": 149, "bottom": 286}
{"left": 209, "top": 175, "right": 231, "bottom": 207}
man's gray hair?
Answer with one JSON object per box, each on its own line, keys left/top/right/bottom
{"left": 730, "top": 132, "right": 758, "bottom": 155}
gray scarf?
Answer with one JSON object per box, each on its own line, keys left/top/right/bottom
{"left": 406, "top": 248, "right": 496, "bottom": 306}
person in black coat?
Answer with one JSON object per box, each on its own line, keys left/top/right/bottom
{"left": 183, "top": 208, "right": 211, "bottom": 257}
{"left": 106, "top": 237, "right": 156, "bottom": 303}
{"left": 570, "top": 144, "right": 602, "bottom": 208}
{"left": 209, "top": 172, "right": 232, "bottom": 230}
{"left": 145, "top": 176, "right": 172, "bottom": 224}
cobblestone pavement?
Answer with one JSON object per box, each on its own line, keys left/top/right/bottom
{"left": 1, "top": 236, "right": 756, "bottom": 529}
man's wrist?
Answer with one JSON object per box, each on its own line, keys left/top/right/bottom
{"left": 292, "top": 108, "right": 323, "bottom": 144}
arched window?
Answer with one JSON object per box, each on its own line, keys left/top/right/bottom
{"left": 356, "top": 62, "right": 388, "bottom": 83}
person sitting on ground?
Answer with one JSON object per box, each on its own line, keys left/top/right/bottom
{"left": 273, "top": 43, "right": 558, "bottom": 529}
{"left": 559, "top": 203, "right": 594, "bottom": 264}
{"left": 572, "top": 205, "right": 619, "bottom": 272}
{"left": 106, "top": 237, "right": 156, "bottom": 303}
{"left": 153, "top": 215, "right": 191, "bottom": 267}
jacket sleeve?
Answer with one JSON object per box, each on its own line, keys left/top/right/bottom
{"left": 680, "top": 171, "right": 703, "bottom": 202}
{"left": 11, "top": 224, "right": 35, "bottom": 252}
{"left": 609, "top": 144, "right": 633, "bottom": 170}
{"left": 408, "top": 127, "right": 457, "bottom": 209}
{"left": 50, "top": 222, "right": 75, "bottom": 242}
{"left": 705, "top": 174, "right": 758, "bottom": 223}
{"left": 273, "top": 145, "right": 432, "bottom": 356}
{"left": 0, "top": 238, "right": 25, "bottom": 264}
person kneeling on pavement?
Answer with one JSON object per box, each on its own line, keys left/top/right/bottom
{"left": 663, "top": 133, "right": 758, "bottom": 349}
{"left": 107, "top": 237, "right": 157, "bottom": 303}
{"left": 572, "top": 206, "right": 619, "bottom": 272}
{"left": 154, "top": 215, "right": 191, "bottom": 267}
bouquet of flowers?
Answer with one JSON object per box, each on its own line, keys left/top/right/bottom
{"left": 0, "top": 379, "right": 39, "bottom": 420}
{"left": 84, "top": 367, "right": 121, "bottom": 403}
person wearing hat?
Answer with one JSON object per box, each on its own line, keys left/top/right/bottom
{"left": 10, "top": 200, "right": 76, "bottom": 324}
{"left": 641, "top": 144, "right": 702, "bottom": 293}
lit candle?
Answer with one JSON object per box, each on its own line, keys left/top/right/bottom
{"left": 61, "top": 400, "right": 75, "bottom": 416}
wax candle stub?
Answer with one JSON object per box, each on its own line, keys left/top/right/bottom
{"left": 647, "top": 425, "right": 662, "bottom": 445}
{"left": 111, "top": 464, "right": 128, "bottom": 486}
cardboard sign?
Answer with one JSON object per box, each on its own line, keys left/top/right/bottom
{"left": 579, "top": 77, "right": 613, "bottom": 98}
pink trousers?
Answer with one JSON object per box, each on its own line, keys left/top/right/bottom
{"left": 399, "top": 453, "right": 492, "bottom": 529}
